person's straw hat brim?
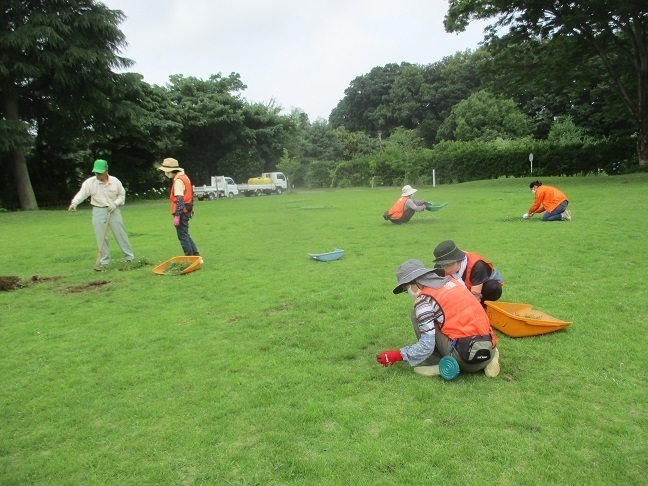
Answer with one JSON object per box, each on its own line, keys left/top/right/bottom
{"left": 401, "top": 185, "right": 417, "bottom": 197}
{"left": 158, "top": 157, "right": 183, "bottom": 172}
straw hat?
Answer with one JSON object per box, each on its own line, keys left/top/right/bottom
{"left": 158, "top": 157, "right": 183, "bottom": 172}
{"left": 401, "top": 185, "right": 417, "bottom": 197}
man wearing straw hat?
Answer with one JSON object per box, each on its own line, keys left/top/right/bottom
{"left": 375, "top": 259, "right": 500, "bottom": 378}
{"left": 158, "top": 157, "right": 200, "bottom": 257}
{"left": 68, "top": 159, "right": 136, "bottom": 270}
{"left": 383, "top": 185, "right": 429, "bottom": 224}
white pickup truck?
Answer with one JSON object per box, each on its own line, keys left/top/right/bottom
{"left": 193, "top": 176, "right": 239, "bottom": 200}
{"left": 237, "top": 172, "right": 288, "bottom": 197}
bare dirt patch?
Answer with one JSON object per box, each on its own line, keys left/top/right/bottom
{"left": 0, "top": 275, "right": 62, "bottom": 291}
{"left": 64, "top": 280, "right": 110, "bottom": 294}
{"left": 30, "top": 275, "right": 61, "bottom": 284}
{"left": 0, "top": 276, "right": 22, "bottom": 291}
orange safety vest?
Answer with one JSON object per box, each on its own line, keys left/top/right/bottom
{"left": 463, "top": 251, "right": 501, "bottom": 290}
{"left": 169, "top": 174, "right": 193, "bottom": 214}
{"left": 419, "top": 278, "right": 497, "bottom": 346}
{"left": 387, "top": 196, "right": 408, "bottom": 219}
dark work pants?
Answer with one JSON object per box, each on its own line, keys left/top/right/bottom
{"left": 176, "top": 212, "right": 199, "bottom": 256}
{"left": 384, "top": 207, "right": 416, "bottom": 224}
{"left": 542, "top": 200, "right": 568, "bottom": 221}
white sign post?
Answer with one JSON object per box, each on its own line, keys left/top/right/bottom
{"left": 432, "top": 169, "right": 436, "bottom": 188}
{"left": 529, "top": 153, "right": 534, "bottom": 175}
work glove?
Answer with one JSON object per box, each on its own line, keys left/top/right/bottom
{"left": 376, "top": 350, "right": 403, "bottom": 367}
{"left": 173, "top": 215, "right": 181, "bottom": 227}
{"left": 68, "top": 204, "right": 77, "bottom": 212}
{"left": 522, "top": 213, "right": 530, "bottom": 219}
{"left": 108, "top": 202, "right": 116, "bottom": 213}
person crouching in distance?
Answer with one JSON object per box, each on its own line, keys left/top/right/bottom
{"left": 383, "top": 185, "right": 429, "bottom": 224}
{"left": 523, "top": 180, "right": 571, "bottom": 221}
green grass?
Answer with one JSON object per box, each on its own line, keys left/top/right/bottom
{"left": 1, "top": 174, "right": 647, "bottom": 484}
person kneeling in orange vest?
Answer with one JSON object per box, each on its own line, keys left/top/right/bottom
{"left": 433, "top": 240, "right": 504, "bottom": 305}
{"left": 383, "top": 185, "right": 429, "bottom": 224}
{"left": 376, "top": 259, "right": 500, "bottom": 378}
{"left": 523, "top": 180, "right": 571, "bottom": 221}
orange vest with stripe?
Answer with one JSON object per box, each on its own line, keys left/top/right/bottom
{"left": 419, "top": 278, "right": 497, "bottom": 346}
{"left": 169, "top": 174, "right": 193, "bottom": 214}
{"left": 387, "top": 196, "right": 408, "bottom": 219}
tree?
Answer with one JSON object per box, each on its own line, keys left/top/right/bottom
{"left": 276, "top": 148, "right": 299, "bottom": 189}
{"left": 437, "top": 90, "right": 532, "bottom": 142}
{"left": 0, "top": 0, "right": 132, "bottom": 209}
{"left": 444, "top": 0, "right": 648, "bottom": 165}
{"left": 385, "top": 127, "right": 423, "bottom": 183}
{"left": 335, "top": 126, "right": 378, "bottom": 161}
{"left": 478, "top": 35, "right": 635, "bottom": 140}
{"left": 547, "top": 116, "right": 592, "bottom": 145}
{"left": 329, "top": 63, "right": 412, "bottom": 134}
{"left": 301, "top": 119, "right": 343, "bottom": 163}
{"left": 330, "top": 53, "right": 487, "bottom": 145}
{"left": 165, "top": 74, "right": 293, "bottom": 183}
{"left": 86, "top": 74, "right": 183, "bottom": 193}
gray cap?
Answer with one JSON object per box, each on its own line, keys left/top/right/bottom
{"left": 393, "top": 259, "right": 447, "bottom": 294}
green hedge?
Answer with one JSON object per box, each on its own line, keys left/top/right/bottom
{"left": 423, "top": 137, "right": 636, "bottom": 182}
{"left": 304, "top": 137, "right": 636, "bottom": 188}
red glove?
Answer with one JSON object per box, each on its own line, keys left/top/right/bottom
{"left": 173, "top": 215, "right": 180, "bottom": 227}
{"left": 376, "top": 350, "right": 403, "bottom": 366}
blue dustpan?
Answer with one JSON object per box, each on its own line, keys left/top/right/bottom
{"left": 308, "top": 248, "right": 344, "bottom": 262}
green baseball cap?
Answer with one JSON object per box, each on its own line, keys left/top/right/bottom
{"left": 92, "top": 159, "right": 108, "bottom": 173}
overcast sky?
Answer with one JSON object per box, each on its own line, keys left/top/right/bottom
{"left": 101, "top": 0, "right": 490, "bottom": 121}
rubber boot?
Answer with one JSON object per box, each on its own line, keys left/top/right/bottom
{"left": 484, "top": 348, "right": 500, "bottom": 378}
{"left": 414, "top": 365, "right": 440, "bottom": 377}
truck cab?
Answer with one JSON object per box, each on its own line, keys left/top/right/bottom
{"left": 261, "top": 172, "right": 288, "bottom": 193}
{"left": 217, "top": 176, "right": 239, "bottom": 198}
{"left": 193, "top": 176, "right": 238, "bottom": 200}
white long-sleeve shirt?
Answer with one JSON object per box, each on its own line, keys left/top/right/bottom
{"left": 71, "top": 175, "right": 126, "bottom": 208}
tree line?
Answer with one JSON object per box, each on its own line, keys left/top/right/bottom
{"left": 1, "top": 0, "right": 645, "bottom": 210}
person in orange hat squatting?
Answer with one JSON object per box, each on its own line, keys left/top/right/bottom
{"left": 68, "top": 159, "right": 136, "bottom": 270}
{"left": 523, "top": 180, "right": 571, "bottom": 221}
{"left": 433, "top": 240, "right": 504, "bottom": 305}
{"left": 159, "top": 158, "right": 200, "bottom": 257}
{"left": 383, "top": 185, "right": 430, "bottom": 224}
{"left": 376, "top": 259, "right": 500, "bottom": 378}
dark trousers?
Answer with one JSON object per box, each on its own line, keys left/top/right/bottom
{"left": 542, "top": 200, "right": 568, "bottom": 221}
{"left": 176, "top": 212, "right": 199, "bottom": 256}
{"left": 384, "top": 207, "right": 416, "bottom": 224}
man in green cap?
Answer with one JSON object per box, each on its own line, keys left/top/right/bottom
{"left": 69, "top": 159, "right": 136, "bottom": 270}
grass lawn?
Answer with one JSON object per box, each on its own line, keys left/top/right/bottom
{"left": 1, "top": 174, "right": 646, "bottom": 484}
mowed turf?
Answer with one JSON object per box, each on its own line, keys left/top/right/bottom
{"left": 1, "top": 174, "right": 646, "bottom": 484}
